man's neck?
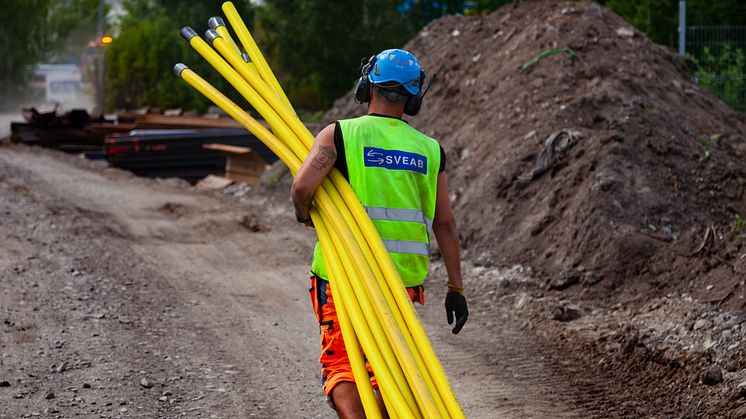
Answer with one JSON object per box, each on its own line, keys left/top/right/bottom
{"left": 367, "top": 99, "right": 405, "bottom": 119}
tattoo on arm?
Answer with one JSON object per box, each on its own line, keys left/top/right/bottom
{"left": 310, "top": 145, "right": 336, "bottom": 171}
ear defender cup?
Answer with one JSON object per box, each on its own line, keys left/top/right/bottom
{"left": 354, "top": 56, "right": 376, "bottom": 104}
{"left": 404, "top": 93, "right": 423, "bottom": 116}
{"left": 354, "top": 76, "right": 370, "bottom": 104}
{"left": 403, "top": 70, "right": 426, "bottom": 116}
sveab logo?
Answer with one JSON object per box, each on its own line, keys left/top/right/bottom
{"left": 363, "top": 147, "right": 427, "bottom": 174}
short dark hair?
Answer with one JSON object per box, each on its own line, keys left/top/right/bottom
{"left": 373, "top": 83, "right": 410, "bottom": 103}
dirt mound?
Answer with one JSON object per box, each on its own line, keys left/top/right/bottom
{"left": 323, "top": 0, "right": 746, "bottom": 310}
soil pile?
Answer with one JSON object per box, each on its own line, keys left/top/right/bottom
{"left": 323, "top": 0, "right": 746, "bottom": 309}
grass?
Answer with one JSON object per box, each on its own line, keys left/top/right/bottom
{"left": 644, "top": 105, "right": 658, "bottom": 117}
{"left": 700, "top": 139, "right": 712, "bottom": 158}
{"left": 520, "top": 47, "right": 577, "bottom": 72}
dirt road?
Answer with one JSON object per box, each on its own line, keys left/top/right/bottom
{"left": 0, "top": 114, "right": 22, "bottom": 140}
{"left": 1, "top": 144, "right": 654, "bottom": 418}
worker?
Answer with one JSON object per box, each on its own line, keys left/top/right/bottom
{"left": 291, "top": 48, "right": 468, "bottom": 418}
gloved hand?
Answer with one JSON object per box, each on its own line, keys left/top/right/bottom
{"left": 445, "top": 291, "right": 468, "bottom": 334}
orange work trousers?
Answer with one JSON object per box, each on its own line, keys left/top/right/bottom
{"left": 308, "top": 275, "right": 424, "bottom": 395}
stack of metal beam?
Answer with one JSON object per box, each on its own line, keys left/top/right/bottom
{"left": 104, "top": 129, "right": 276, "bottom": 182}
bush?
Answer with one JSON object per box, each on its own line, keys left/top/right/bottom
{"left": 105, "top": 0, "right": 254, "bottom": 113}
{"left": 696, "top": 44, "right": 746, "bottom": 112}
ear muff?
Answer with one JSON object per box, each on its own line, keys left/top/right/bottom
{"left": 354, "top": 56, "right": 376, "bottom": 104}
{"left": 404, "top": 70, "right": 426, "bottom": 116}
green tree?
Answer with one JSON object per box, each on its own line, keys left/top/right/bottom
{"left": 255, "top": 0, "right": 415, "bottom": 110}
{"left": 104, "top": 0, "right": 254, "bottom": 112}
{"left": 105, "top": 0, "right": 513, "bottom": 112}
{"left": 255, "top": 0, "right": 513, "bottom": 110}
{"left": 465, "top": 0, "right": 513, "bottom": 16}
{"left": 599, "top": 0, "right": 746, "bottom": 113}
{"left": 600, "top": 0, "right": 746, "bottom": 48}
{"left": 696, "top": 44, "right": 745, "bottom": 112}
{"left": 601, "top": 0, "right": 678, "bottom": 47}
{"left": 402, "top": 0, "right": 511, "bottom": 23}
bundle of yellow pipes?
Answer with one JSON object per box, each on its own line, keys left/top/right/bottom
{"left": 174, "top": 3, "right": 464, "bottom": 417}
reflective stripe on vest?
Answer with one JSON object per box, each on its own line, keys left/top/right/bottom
{"left": 364, "top": 206, "right": 434, "bottom": 232}
{"left": 382, "top": 240, "right": 430, "bottom": 256}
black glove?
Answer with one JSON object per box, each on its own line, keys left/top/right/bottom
{"left": 445, "top": 292, "right": 468, "bottom": 334}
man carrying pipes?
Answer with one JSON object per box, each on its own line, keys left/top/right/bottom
{"left": 291, "top": 48, "right": 469, "bottom": 418}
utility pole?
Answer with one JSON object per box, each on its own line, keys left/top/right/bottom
{"left": 97, "top": 0, "right": 105, "bottom": 114}
{"left": 678, "top": 0, "right": 686, "bottom": 55}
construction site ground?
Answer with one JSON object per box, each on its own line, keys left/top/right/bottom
{"left": 3, "top": 1, "right": 746, "bottom": 416}
{"left": 1, "top": 143, "right": 743, "bottom": 418}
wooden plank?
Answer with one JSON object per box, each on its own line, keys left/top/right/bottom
{"left": 227, "top": 173, "right": 261, "bottom": 185}
{"left": 196, "top": 175, "right": 234, "bottom": 190}
{"left": 203, "top": 143, "right": 252, "bottom": 154}
{"left": 226, "top": 157, "right": 266, "bottom": 176}
{"left": 117, "top": 113, "right": 243, "bottom": 129}
{"left": 203, "top": 142, "right": 268, "bottom": 186}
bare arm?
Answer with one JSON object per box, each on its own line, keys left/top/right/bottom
{"left": 432, "top": 171, "right": 462, "bottom": 289}
{"left": 291, "top": 123, "right": 337, "bottom": 223}
{"left": 434, "top": 171, "right": 468, "bottom": 334}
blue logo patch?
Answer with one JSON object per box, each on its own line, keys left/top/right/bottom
{"left": 364, "top": 147, "right": 427, "bottom": 174}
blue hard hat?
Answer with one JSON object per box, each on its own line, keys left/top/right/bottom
{"left": 368, "top": 49, "right": 422, "bottom": 95}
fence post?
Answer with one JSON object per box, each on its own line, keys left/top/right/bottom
{"left": 97, "top": 0, "right": 105, "bottom": 113}
{"left": 678, "top": 0, "right": 686, "bottom": 55}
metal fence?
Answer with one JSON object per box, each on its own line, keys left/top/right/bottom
{"left": 684, "top": 20, "right": 746, "bottom": 112}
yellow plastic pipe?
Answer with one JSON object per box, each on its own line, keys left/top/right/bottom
{"left": 313, "top": 208, "right": 382, "bottom": 419}
{"left": 181, "top": 37, "right": 440, "bottom": 405}
{"left": 181, "top": 28, "right": 308, "bottom": 162}
{"left": 203, "top": 26, "right": 311, "bottom": 152}
{"left": 314, "top": 207, "right": 417, "bottom": 419}
{"left": 356, "top": 207, "right": 464, "bottom": 417}
{"left": 174, "top": 61, "right": 416, "bottom": 412}
{"left": 182, "top": 36, "right": 452, "bottom": 417}
{"left": 174, "top": 64, "right": 300, "bottom": 175}
{"left": 174, "top": 64, "right": 416, "bottom": 417}
{"left": 322, "top": 175, "right": 449, "bottom": 418}
{"left": 330, "top": 168, "right": 464, "bottom": 417}
{"left": 180, "top": 62, "right": 455, "bottom": 418}
{"left": 209, "top": 16, "right": 242, "bottom": 56}
{"left": 208, "top": 32, "right": 294, "bottom": 117}
{"left": 380, "top": 387, "right": 394, "bottom": 419}
{"left": 318, "top": 183, "right": 422, "bottom": 416}
{"left": 222, "top": 1, "right": 294, "bottom": 111}
{"left": 208, "top": 26, "right": 262, "bottom": 80}
{"left": 202, "top": 34, "right": 452, "bottom": 416}
{"left": 177, "top": 64, "right": 414, "bottom": 417}
{"left": 360, "top": 241, "right": 464, "bottom": 415}
{"left": 196, "top": 34, "right": 455, "bottom": 410}
{"left": 179, "top": 16, "right": 465, "bottom": 416}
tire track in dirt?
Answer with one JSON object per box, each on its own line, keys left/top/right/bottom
{"left": 0, "top": 145, "right": 323, "bottom": 417}
{"left": 421, "top": 269, "right": 634, "bottom": 418}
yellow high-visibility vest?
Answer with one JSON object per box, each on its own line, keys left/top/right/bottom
{"left": 312, "top": 115, "right": 441, "bottom": 287}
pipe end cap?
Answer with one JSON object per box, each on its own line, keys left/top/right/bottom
{"left": 208, "top": 16, "right": 225, "bottom": 29}
{"left": 173, "top": 63, "right": 188, "bottom": 78}
{"left": 204, "top": 29, "right": 221, "bottom": 45}
{"left": 180, "top": 26, "right": 198, "bottom": 42}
